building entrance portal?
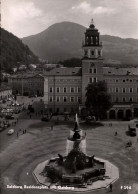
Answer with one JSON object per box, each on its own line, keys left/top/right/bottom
{"left": 126, "top": 109, "right": 132, "bottom": 119}
{"left": 117, "top": 110, "right": 124, "bottom": 119}
{"left": 109, "top": 110, "right": 115, "bottom": 119}
{"left": 134, "top": 108, "right": 138, "bottom": 117}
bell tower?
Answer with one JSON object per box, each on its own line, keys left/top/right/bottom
{"left": 82, "top": 19, "right": 104, "bottom": 104}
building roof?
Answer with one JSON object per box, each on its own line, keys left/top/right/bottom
{"left": 103, "top": 67, "right": 138, "bottom": 76}
{"left": 9, "top": 73, "right": 44, "bottom": 79}
{"left": 43, "top": 67, "right": 82, "bottom": 76}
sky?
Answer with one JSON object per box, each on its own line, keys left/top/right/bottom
{"left": 1, "top": 0, "right": 138, "bottom": 39}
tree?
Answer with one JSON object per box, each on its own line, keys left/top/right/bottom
{"left": 85, "top": 81, "right": 112, "bottom": 119}
{"left": 59, "top": 58, "right": 82, "bottom": 67}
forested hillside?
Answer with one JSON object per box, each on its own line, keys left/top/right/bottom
{"left": 0, "top": 28, "right": 39, "bottom": 73}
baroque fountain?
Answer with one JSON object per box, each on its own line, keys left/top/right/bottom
{"left": 33, "top": 114, "right": 119, "bottom": 191}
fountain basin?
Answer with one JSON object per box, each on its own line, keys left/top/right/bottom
{"left": 33, "top": 156, "right": 119, "bottom": 192}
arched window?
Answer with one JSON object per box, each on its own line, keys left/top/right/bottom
{"left": 96, "top": 36, "right": 98, "bottom": 45}
{"left": 90, "top": 63, "right": 95, "bottom": 67}
{"left": 91, "top": 50, "right": 94, "bottom": 55}
{"left": 84, "top": 50, "right": 88, "bottom": 56}
{"left": 91, "top": 36, "right": 93, "bottom": 44}
{"left": 86, "top": 36, "right": 89, "bottom": 45}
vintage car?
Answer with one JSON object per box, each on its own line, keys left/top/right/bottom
{"left": 7, "top": 129, "right": 14, "bottom": 135}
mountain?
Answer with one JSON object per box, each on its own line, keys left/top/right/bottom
{"left": 22, "top": 22, "right": 138, "bottom": 65}
{"left": 0, "top": 28, "right": 39, "bottom": 73}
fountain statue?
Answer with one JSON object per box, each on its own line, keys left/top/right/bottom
{"left": 66, "top": 113, "right": 86, "bottom": 154}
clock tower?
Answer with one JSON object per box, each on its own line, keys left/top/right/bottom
{"left": 81, "top": 19, "right": 104, "bottom": 104}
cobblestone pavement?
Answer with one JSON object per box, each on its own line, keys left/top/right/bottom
{"left": 0, "top": 119, "right": 138, "bottom": 194}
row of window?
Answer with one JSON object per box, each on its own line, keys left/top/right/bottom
{"left": 84, "top": 50, "right": 101, "bottom": 57}
{"left": 89, "top": 68, "right": 97, "bottom": 74}
{"left": 105, "top": 79, "right": 138, "bottom": 83}
{"left": 49, "top": 96, "right": 81, "bottom": 103}
{"left": 114, "top": 97, "right": 138, "bottom": 102}
{"left": 49, "top": 79, "right": 81, "bottom": 83}
{"left": 85, "top": 36, "right": 99, "bottom": 45}
{"left": 109, "top": 88, "right": 138, "bottom": 93}
{"left": 49, "top": 107, "right": 77, "bottom": 113}
{"left": 49, "top": 87, "right": 81, "bottom": 93}
{"left": 89, "top": 77, "right": 97, "bottom": 83}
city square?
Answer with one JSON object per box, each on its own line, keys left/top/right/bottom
{"left": 0, "top": 107, "right": 138, "bottom": 194}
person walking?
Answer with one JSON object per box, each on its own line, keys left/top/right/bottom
{"left": 109, "top": 183, "right": 112, "bottom": 192}
{"left": 51, "top": 125, "right": 53, "bottom": 131}
{"left": 115, "top": 131, "right": 118, "bottom": 136}
{"left": 17, "top": 132, "right": 19, "bottom": 137}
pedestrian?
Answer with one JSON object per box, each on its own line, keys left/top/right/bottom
{"left": 30, "top": 114, "right": 32, "bottom": 119}
{"left": 115, "top": 131, "right": 117, "bottom": 136}
{"left": 85, "top": 132, "right": 86, "bottom": 137}
{"left": 51, "top": 125, "right": 53, "bottom": 131}
{"left": 109, "top": 183, "right": 112, "bottom": 192}
{"left": 23, "top": 130, "right": 24, "bottom": 134}
{"left": 17, "top": 132, "right": 18, "bottom": 137}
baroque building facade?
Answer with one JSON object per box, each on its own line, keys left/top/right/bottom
{"left": 8, "top": 21, "right": 138, "bottom": 119}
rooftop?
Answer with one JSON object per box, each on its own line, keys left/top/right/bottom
{"left": 103, "top": 67, "right": 138, "bottom": 76}
{"left": 10, "top": 73, "right": 44, "bottom": 79}
{"left": 43, "top": 67, "right": 82, "bottom": 76}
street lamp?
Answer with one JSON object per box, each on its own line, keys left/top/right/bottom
{"left": 22, "top": 72, "right": 24, "bottom": 99}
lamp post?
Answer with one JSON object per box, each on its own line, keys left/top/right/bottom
{"left": 53, "top": 75, "right": 55, "bottom": 113}
{"left": 22, "top": 72, "right": 24, "bottom": 99}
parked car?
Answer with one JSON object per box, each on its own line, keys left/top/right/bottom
{"left": 41, "top": 117, "right": 49, "bottom": 122}
{"left": 7, "top": 98, "right": 12, "bottom": 101}
{"left": 129, "top": 128, "right": 136, "bottom": 136}
{"left": 128, "top": 125, "right": 137, "bottom": 136}
{"left": 12, "top": 103, "right": 20, "bottom": 106}
{"left": 29, "top": 95, "right": 34, "bottom": 98}
{"left": 7, "top": 129, "right": 14, "bottom": 135}
{"left": 28, "top": 105, "right": 34, "bottom": 113}
{"left": 5, "top": 115, "right": 14, "bottom": 120}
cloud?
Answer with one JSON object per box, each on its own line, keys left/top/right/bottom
{"left": 93, "top": 6, "right": 116, "bottom": 15}
{"left": 10, "top": 1, "right": 43, "bottom": 19}
{"left": 72, "top": 2, "right": 116, "bottom": 15}
{"left": 1, "top": 0, "right": 138, "bottom": 38}
{"left": 72, "top": 2, "right": 92, "bottom": 14}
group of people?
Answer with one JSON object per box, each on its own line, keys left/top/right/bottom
{"left": 17, "top": 128, "right": 27, "bottom": 137}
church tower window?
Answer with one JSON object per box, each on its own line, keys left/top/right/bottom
{"left": 91, "top": 36, "right": 93, "bottom": 44}
{"left": 94, "top": 68, "right": 97, "bottom": 74}
{"left": 84, "top": 50, "right": 88, "bottom": 56}
{"left": 96, "top": 37, "right": 98, "bottom": 45}
{"left": 91, "top": 50, "right": 94, "bottom": 55}
{"left": 94, "top": 77, "right": 97, "bottom": 82}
